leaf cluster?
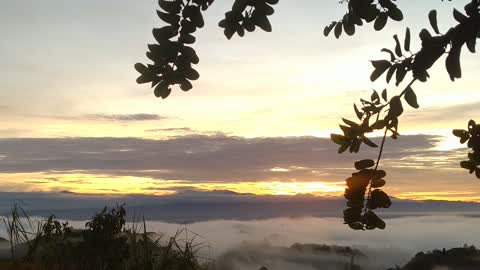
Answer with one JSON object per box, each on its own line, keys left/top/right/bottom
{"left": 344, "top": 159, "right": 391, "bottom": 230}
{"left": 324, "top": 0, "right": 404, "bottom": 38}
{"left": 370, "top": 2, "right": 480, "bottom": 85}
{"left": 135, "top": 0, "right": 214, "bottom": 99}
{"left": 219, "top": 0, "right": 279, "bottom": 39}
{"left": 454, "top": 120, "right": 480, "bottom": 179}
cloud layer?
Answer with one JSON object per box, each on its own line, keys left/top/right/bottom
{"left": 0, "top": 133, "right": 477, "bottom": 199}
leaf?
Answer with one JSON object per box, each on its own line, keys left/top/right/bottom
{"left": 393, "top": 34, "right": 402, "bottom": 57}
{"left": 388, "top": 7, "right": 403, "bottom": 21}
{"left": 331, "top": 134, "right": 346, "bottom": 145}
{"left": 181, "top": 46, "right": 200, "bottom": 64}
{"left": 395, "top": 65, "right": 407, "bottom": 86}
{"left": 371, "top": 90, "right": 380, "bottom": 104}
{"left": 355, "top": 159, "right": 376, "bottom": 170}
{"left": 362, "top": 137, "right": 378, "bottom": 148}
{"left": 446, "top": 46, "right": 462, "bottom": 81}
{"left": 370, "top": 60, "right": 392, "bottom": 82}
{"left": 252, "top": 13, "right": 272, "bottom": 32}
{"left": 368, "top": 189, "right": 392, "bottom": 209}
{"left": 159, "top": 0, "right": 182, "bottom": 14}
{"left": 404, "top": 27, "right": 411, "bottom": 52}
{"left": 354, "top": 104, "right": 363, "bottom": 120}
{"left": 371, "top": 120, "right": 386, "bottom": 130}
{"left": 324, "top": 22, "right": 336, "bottom": 37}
{"left": 388, "top": 96, "right": 404, "bottom": 119}
{"left": 374, "top": 170, "right": 387, "bottom": 179}
{"left": 343, "top": 18, "right": 356, "bottom": 36}
{"left": 153, "top": 26, "right": 178, "bottom": 42}
{"left": 371, "top": 178, "right": 386, "bottom": 188}
{"left": 381, "top": 89, "right": 388, "bottom": 101}
{"left": 453, "top": 129, "right": 468, "bottom": 138}
{"left": 374, "top": 12, "right": 388, "bottom": 31}
{"left": 179, "top": 79, "right": 193, "bottom": 91}
{"left": 366, "top": 211, "right": 386, "bottom": 230}
{"left": 343, "top": 118, "right": 360, "bottom": 128}
{"left": 461, "top": 160, "right": 476, "bottom": 170}
{"left": 386, "top": 65, "right": 397, "bottom": 84}
{"left": 344, "top": 208, "right": 363, "bottom": 224}
{"left": 428, "top": 10, "right": 440, "bottom": 34}
{"left": 154, "top": 82, "right": 172, "bottom": 99}
{"left": 381, "top": 48, "right": 396, "bottom": 62}
{"left": 453, "top": 8, "right": 468, "bottom": 23}
{"left": 338, "top": 143, "right": 350, "bottom": 154}
{"left": 404, "top": 86, "right": 419, "bottom": 109}
{"left": 334, "top": 21, "right": 343, "bottom": 39}
{"left": 467, "top": 37, "right": 476, "bottom": 53}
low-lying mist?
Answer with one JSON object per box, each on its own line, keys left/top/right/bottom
{"left": 59, "top": 214, "right": 480, "bottom": 269}
{"left": 1, "top": 214, "right": 479, "bottom": 269}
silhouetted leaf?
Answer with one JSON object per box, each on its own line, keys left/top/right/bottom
{"left": 393, "top": 34, "right": 402, "bottom": 57}
{"left": 446, "top": 46, "right": 462, "bottom": 81}
{"left": 343, "top": 118, "right": 360, "bottom": 128}
{"left": 388, "top": 96, "right": 404, "bottom": 119}
{"left": 386, "top": 65, "right": 397, "bottom": 83}
{"left": 461, "top": 160, "right": 476, "bottom": 170}
{"left": 404, "top": 86, "right": 419, "bottom": 109}
{"left": 154, "top": 82, "right": 171, "bottom": 99}
{"left": 371, "top": 120, "right": 386, "bottom": 130}
{"left": 381, "top": 89, "right": 388, "bottom": 101}
{"left": 366, "top": 211, "right": 386, "bottom": 229}
{"left": 354, "top": 103, "right": 363, "bottom": 120}
{"left": 453, "top": 8, "right": 468, "bottom": 23}
{"left": 428, "top": 10, "right": 440, "bottom": 34}
{"left": 355, "top": 159, "right": 375, "bottom": 170}
{"left": 467, "top": 37, "right": 476, "bottom": 53}
{"left": 404, "top": 27, "right": 411, "bottom": 51}
{"left": 362, "top": 137, "right": 378, "bottom": 148}
{"left": 381, "top": 48, "right": 396, "bottom": 62}
{"left": 368, "top": 189, "right": 392, "bottom": 209}
{"left": 388, "top": 7, "right": 403, "bottom": 21}
{"left": 331, "top": 134, "right": 346, "bottom": 145}
{"left": 370, "top": 60, "right": 391, "bottom": 82}
{"left": 371, "top": 178, "right": 386, "bottom": 188}
{"left": 324, "top": 22, "right": 336, "bottom": 37}
{"left": 374, "top": 13, "right": 388, "bottom": 31}
{"left": 338, "top": 143, "right": 350, "bottom": 154}
{"left": 334, "top": 21, "right": 343, "bottom": 39}
{"left": 252, "top": 13, "right": 272, "bottom": 32}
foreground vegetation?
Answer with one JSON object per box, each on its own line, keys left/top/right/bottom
{"left": 1, "top": 204, "right": 212, "bottom": 270}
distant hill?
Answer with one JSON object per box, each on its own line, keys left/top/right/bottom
{"left": 392, "top": 246, "right": 480, "bottom": 270}
{"left": 0, "top": 191, "right": 479, "bottom": 222}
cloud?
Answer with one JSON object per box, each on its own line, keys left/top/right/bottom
{"left": 43, "top": 113, "right": 170, "bottom": 122}
{"left": 82, "top": 114, "right": 168, "bottom": 121}
{"left": 0, "top": 134, "right": 448, "bottom": 182}
{"left": 404, "top": 101, "right": 480, "bottom": 123}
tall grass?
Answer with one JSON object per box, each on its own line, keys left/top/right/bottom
{"left": 0, "top": 204, "right": 214, "bottom": 270}
{"left": 1, "top": 202, "right": 42, "bottom": 261}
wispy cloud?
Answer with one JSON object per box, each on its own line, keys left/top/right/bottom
{"left": 45, "top": 113, "right": 170, "bottom": 122}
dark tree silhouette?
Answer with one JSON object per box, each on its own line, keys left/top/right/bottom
{"left": 135, "top": 0, "right": 480, "bottom": 230}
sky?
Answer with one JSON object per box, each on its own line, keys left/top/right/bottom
{"left": 1, "top": 0, "right": 480, "bottom": 201}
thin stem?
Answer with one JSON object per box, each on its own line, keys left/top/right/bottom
{"left": 362, "top": 78, "right": 416, "bottom": 216}
{"left": 363, "top": 127, "right": 388, "bottom": 216}
{"left": 374, "top": 127, "right": 389, "bottom": 171}
{"left": 399, "top": 78, "right": 417, "bottom": 98}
